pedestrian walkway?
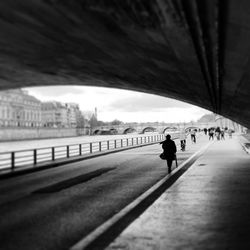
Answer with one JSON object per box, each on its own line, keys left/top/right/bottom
{"left": 106, "top": 135, "right": 250, "bottom": 250}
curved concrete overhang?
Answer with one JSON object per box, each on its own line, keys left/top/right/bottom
{"left": 0, "top": 1, "right": 250, "bottom": 128}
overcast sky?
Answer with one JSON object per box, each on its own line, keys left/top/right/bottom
{"left": 24, "top": 86, "right": 211, "bottom": 123}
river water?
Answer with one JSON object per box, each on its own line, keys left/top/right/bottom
{"left": 0, "top": 132, "right": 163, "bottom": 153}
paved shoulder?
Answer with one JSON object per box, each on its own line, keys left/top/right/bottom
{"left": 106, "top": 137, "right": 250, "bottom": 250}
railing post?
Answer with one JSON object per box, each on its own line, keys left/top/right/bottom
{"left": 136, "top": 137, "right": 138, "bottom": 145}
{"left": 34, "top": 149, "right": 37, "bottom": 165}
{"left": 52, "top": 147, "right": 55, "bottom": 161}
{"left": 90, "top": 143, "right": 93, "bottom": 153}
{"left": 132, "top": 138, "right": 133, "bottom": 146}
{"left": 79, "top": 144, "right": 82, "bottom": 156}
{"left": 114, "top": 140, "right": 117, "bottom": 148}
{"left": 141, "top": 137, "right": 143, "bottom": 144}
{"left": 67, "top": 146, "right": 70, "bottom": 158}
{"left": 107, "top": 141, "right": 110, "bottom": 150}
{"left": 127, "top": 138, "right": 129, "bottom": 146}
{"left": 11, "top": 152, "right": 15, "bottom": 170}
{"left": 121, "top": 139, "right": 123, "bottom": 147}
{"left": 99, "top": 141, "right": 102, "bottom": 152}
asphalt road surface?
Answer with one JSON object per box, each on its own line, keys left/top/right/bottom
{"left": 0, "top": 133, "right": 209, "bottom": 250}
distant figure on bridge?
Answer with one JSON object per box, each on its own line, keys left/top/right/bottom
{"left": 160, "top": 134, "right": 177, "bottom": 173}
{"left": 204, "top": 128, "right": 208, "bottom": 135}
{"left": 179, "top": 129, "right": 186, "bottom": 151}
{"left": 190, "top": 129, "right": 196, "bottom": 143}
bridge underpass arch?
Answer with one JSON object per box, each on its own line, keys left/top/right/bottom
{"left": 123, "top": 127, "right": 137, "bottom": 134}
{"left": 1, "top": 3, "right": 250, "bottom": 249}
{"left": 141, "top": 127, "right": 156, "bottom": 134}
{"left": 93, "top": 129, "right": 101, "bottom": 135}
{"left": 93, "top": 129, "right": 118, "bottom": 135}
{"left": 0, "top": 1, "right": 250, "bottom": 129}
{"left": 162, "top": 127, "right": 178, "bottom": 134}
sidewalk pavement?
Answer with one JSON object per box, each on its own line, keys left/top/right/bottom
{"left": 106, "top": 135, "right": 250, "bottom": 250}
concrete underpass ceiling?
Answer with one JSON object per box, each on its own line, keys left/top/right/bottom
{"left": 0, "top": 0, "right": 250, "bottom": 128}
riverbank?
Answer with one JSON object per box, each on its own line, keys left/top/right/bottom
{"left": 0, "top": 127, "right": 90, "bottom": 141}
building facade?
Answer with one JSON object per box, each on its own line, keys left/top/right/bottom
{"left": 65, "top": 103, "right": 81, "bottom": 128}
{"left": 0, "top": 89, "right": 42, "bottom": 127}
{"left": 0, "top": 89, "right": 94, "bottom": 130}
{"left": 42, "top": 102, "right": 83, "bottom": 128}
{"left": 42, "top": 102, "right": 68, "bottom": 128}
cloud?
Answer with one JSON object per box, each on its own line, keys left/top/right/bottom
{"left": 107, "top": 94, "right": 192, "bottom": 112}
{"left": 23, "top": 85, "right": 210, "bottom": 123}
{"left": 23, "top": 86, "right": 86, "bottom": 99}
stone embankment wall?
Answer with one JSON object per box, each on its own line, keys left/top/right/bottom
{"left": 0, "top": 127, "right": 90, "bottom": 141}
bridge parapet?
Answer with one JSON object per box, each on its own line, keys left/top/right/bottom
{"left": 92, "top": 122, "right": 216, "bottom": 135}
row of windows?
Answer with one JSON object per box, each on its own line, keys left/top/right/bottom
{"left": 0, "top": 120, "right": 42, "bottom": 127}
{"left": 0, "top": 109, "right": 41, "bottom": 121}
{"left": 0, "top": 108, "right": 80, "bottom": 125}
{"left": 43, "top": 123, "right": 77, "bottom": 128}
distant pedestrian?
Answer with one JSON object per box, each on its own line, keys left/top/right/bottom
{"left": 179, "top": 129, "right": 186, "bottom": 151}
{"left": 160, "top": 134, "right": 177, "bottom": 173}
{"left": 228, "top": 129, "right": 233, "bottom": 138}
{"left": 190, "top": 129, "right": 196, "bottom": 143}
{"left": 204, "top": 128, "right": 208, "bottom": 135}
{"left": 208, "top": 128, "right": 214, "bottom": 140}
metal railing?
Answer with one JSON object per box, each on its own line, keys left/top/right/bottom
{"left": 0, "top": 133, "right": 178, "bottom": 172}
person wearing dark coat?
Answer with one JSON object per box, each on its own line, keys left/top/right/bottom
{"left": 160, "top": 134, "right": 177, "bottom": 173}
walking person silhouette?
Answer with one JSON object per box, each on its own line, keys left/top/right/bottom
{"left": 160, "top": 134, "right": 177, "bottom": 173}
